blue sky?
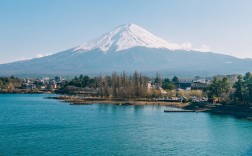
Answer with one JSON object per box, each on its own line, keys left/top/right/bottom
{"left": 1, "top": 0, "right": 252, "bottom": 63}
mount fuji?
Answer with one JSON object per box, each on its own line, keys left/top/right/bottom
{"left": 74, "top": 23, "right": 184, "bottom": 52}
{"left": 1, "top": 23, "right": 252, "bottom": 77}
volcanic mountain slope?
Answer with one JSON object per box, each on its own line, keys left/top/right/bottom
{"left": 1, "top": 24, "right": 252, "bottom": 77}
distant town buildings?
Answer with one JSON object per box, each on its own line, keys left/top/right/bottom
{"left": 148, "top": 78, "right": 209, "bottom": 93}
{"left": 21, "top": 76, "right": 66, "bottom": 90}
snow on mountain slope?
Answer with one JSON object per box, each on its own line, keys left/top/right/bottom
{"left": 74, "top": 23, "right": 185, "bottom": 53}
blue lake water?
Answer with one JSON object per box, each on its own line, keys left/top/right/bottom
{"left": 0, "top": 94, "right": 252, "bottom": 156}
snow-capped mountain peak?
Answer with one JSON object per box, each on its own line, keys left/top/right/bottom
{"left": 74, "top": 23, "right": 183, "bottom": 53}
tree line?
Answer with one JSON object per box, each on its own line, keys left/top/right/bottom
{"left": 66, "top": 72, "right": 252, "bottom": 105}
{"left": 64, "top": 72, "right": 184, "bottom": 99}
{"left": 207, "top": 72, "right": 252, "bottom": 106}
{"left": 0, "top": 76, "right": 22, "bottom": 90}
{"left": 64, "top": 72, "right": 151, "bottom": 98}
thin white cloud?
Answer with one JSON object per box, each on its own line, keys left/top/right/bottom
{"left": 194, "top": 44, "right": 210, "bottom": 52}
{"left": 177, "top": 42, "right": 210, "bottom": 52}
{"left": 18, "top": 57, "right": 31, "bottom": 62}
{"left": 16, "top": 53, "right": 52, "bottom": 62}
{"left": 181, "top": 42, "right": 192, "bottom": 50}
{"left": 36, "top": 53, "right": 51, "bottom": 58}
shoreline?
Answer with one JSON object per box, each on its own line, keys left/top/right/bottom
{"left": 0, "top": 90, "right": 53, "bottom": 94}
{"left": 47, "top": 95, "right": 252, "bottom": 120}
{"left": 209, "top": 105, "right": 252, "bottom": 119}
{"left": 47, "top": 96, "right": 189, "bottom": 108}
